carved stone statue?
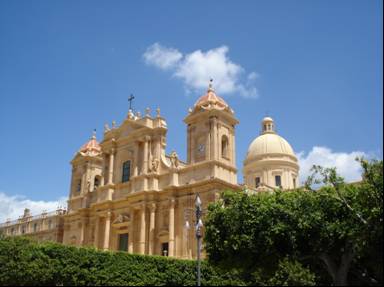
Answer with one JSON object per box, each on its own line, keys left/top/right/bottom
{"left": 150, "top": 158, "right": 159, "bottom": 172}
{"left": 170, "top": 151, "right": 179, "bottom": 168}
{"left": 104, "top": 123, "right": 110, "bottom": 132}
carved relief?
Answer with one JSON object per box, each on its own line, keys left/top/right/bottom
{"left": 112, "top": 213, "right": 130, "bottom": 224}
{"left": 148, "top": 158, "right": 159, "bottom": 172}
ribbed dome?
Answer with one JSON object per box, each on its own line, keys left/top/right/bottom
{"left": 191, "top": 80, "right": 232, "bottom": 114}
{"left": 79, "top": 131, "right": 101, "bottom": 156}
{"left": 244, "top": 117, "right": 297, "bottom": 163}
{"left": 243, "top": 117, "right": 299, "bottom": 190}
{"left": 194, "top": 89, "right": 228, "bottom": 108}
{"left": 245, "top": 133, "right": 295, "bottom": 161}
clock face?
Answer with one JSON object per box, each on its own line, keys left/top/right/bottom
{"left": 197, "top": 143, "right": 205, "bottom": 153}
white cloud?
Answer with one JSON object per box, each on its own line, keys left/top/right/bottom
{"left": 143, "top": 43, "right": 182, "bottom": 70}
{"left": 298, "top": 146, "right": 367, "bottom": 184}
{"left": 0, "top": 192, "right": 67, "bottom": 223}
{"left": 143, "top": 43, "right": 258, "bottom": 98}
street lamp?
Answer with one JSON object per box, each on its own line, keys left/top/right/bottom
{"left": 195, "top": 193, "right": 203, "bottom": 287}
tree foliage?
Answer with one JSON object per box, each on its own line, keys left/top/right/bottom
{"left": 205, "top": 159, "right": 383, "bottom": 286}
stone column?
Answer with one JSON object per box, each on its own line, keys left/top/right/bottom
{"left": 108, "top": 149, "right": 115, "bottom": 185}
{"left": 80, "top": 218, "right": 86, "bottom": 245}
{"left": 128, "top": 209, "right": 134, "bottom": 253}
{"left": 168, "top": 198, "right": 176, "bottom": 257}
{"left": 212, "top": 117, "right": 218, "bottom": 160}
{"left": 94, "top": 216, "right": 99, "bottom": 248}
{"left": 148, "top": 203, "right": 156, "bottom": 255}
{"left": 231, "top": 130, "right": 236, "bottom": 166}
{"left": 101, "top": 154, "right": 106, "bottom": 186}
{"left": 85, "top": 162, "right": 91, "bottom": 193}
{"left": 133, "top": 141, "right": 139, "bottom": 177}
{"left": 187, "top": 125, "right": 191, "bottom": 163}
{"left": 206, "top": 127, "right": 211, "bottom": 160}
{"left": 142, "top": 138, "right": 149, "bottom": 174}
{"left": 103, "top": 212, "right": 111, "bottom": 250}
{"left": 139, "top": 205, "right": 146, "bottom": 254}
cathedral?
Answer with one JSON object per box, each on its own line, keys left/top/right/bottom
{"left": 0, "top": 83, "right": 299, "bottom": 259}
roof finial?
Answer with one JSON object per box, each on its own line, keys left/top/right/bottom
{"left": 128, "top": 94, "right": 135, "bottom": 111}
{"left": 92, "top": 129, "right": 96, "bottom": 139}
{"left": 208, "top": 78, "right": 214, "bottom": 91}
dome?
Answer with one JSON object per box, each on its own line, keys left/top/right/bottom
{"left": 194, "top": 89, "right": 228, "bottom": 109}
{"left": 245, "top": 133, "right": 296, "bottom": 162}
{"left": 79, "top": 130, "right": 101, "bottom": 157}
{"left": 243, "top": 117, "right": 300, "bottom": 190}
{"left": 192, "top": 80, "right": 231, "bottom": 112}
{"left": 244, "top": 117, "right": 298, "bottom": 163}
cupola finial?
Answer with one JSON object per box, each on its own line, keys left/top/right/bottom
{"left": 208, "top": 78, "right": 214, "bottom": 91}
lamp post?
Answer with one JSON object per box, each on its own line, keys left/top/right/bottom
{"left": 195, "top": 193, "right": 203, "bottom": 287}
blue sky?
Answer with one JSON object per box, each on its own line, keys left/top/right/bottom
{"left": 0, "top": 0, "right": 382, "bottom": 220}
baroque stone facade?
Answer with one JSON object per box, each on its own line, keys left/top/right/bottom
{"left": 0, "top": 83, "right": 300, "bottom": 259}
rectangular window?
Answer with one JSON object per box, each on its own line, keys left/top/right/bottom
{"left": 118, "top": 233, "right": 129, "bottom": 251}
{"left": 77, "top": 179, "right": 82, "bottom": 192}
{"left": 275, "top": 175, "right": 282, "bottom": 187}
{"left": 33, "top": 223, "right": 38, "bottom": 232}
{"left": 122, "top": 161, "right": 131, "bottom": 183}
{"left": 293, "top": 178, "right": 296, "bottom": 188}
{"left": 255, "top": 177, "right": 261, "bottom": 187}
{"left": 161, "top": 242, "right": 169, "bottom": 256}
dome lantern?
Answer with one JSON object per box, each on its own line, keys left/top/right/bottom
{"left": 261, "top": 117, "right": 275, "bottom": 134}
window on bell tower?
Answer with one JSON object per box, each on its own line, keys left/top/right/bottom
{"left": 94, "top": 176, "right": 100, "bottom": 190}
{"left": 221, "top": 135, "right": 229, "bottom": 159}
{"left": 122, "top": 161, "right": 131, "bottom": 183}
{"left": 76, "top": 179, "right": 82, "bottom": 193}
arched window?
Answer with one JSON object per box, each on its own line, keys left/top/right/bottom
{"left": 122, "top": 160, "right": 131, "bottom": 183}
{"left": 94, "top": 176, "right": 100, "bottom": 190}
{"left": 33, "top": 223, "right": 38, "bottom": 232}
{"left": 221, "top": 135, "right": 229, "bottom": 159}
{"left": 48, "top": 220, "right": 52, "bottom": 229}
{"left": 255, "top": 177, "right": 261, "bottom": 188}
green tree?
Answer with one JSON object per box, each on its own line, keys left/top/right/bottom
{"left": 205, "top": 159, "right": 383, "bottom": 286}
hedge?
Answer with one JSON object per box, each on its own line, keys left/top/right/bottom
{"left": 0, "top": 236, "right": 247, "bottom": 286}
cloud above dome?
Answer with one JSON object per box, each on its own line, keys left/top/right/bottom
{"left": 143, "top": 43, "right": 258, "bottom": 98}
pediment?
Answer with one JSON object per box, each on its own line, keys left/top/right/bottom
{"left": 117, "top": 120, "right": 146, "bottom": 139}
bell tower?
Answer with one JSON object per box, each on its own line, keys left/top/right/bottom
{"left": 68, "top": 130, "right": 103, "bottom": 211}
{"left": 184, "top": 81, "right": 239, "bottom": 179}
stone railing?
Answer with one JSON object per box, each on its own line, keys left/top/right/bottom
{"left": 0, "top": 208, "right": 67, "bottom": 228}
